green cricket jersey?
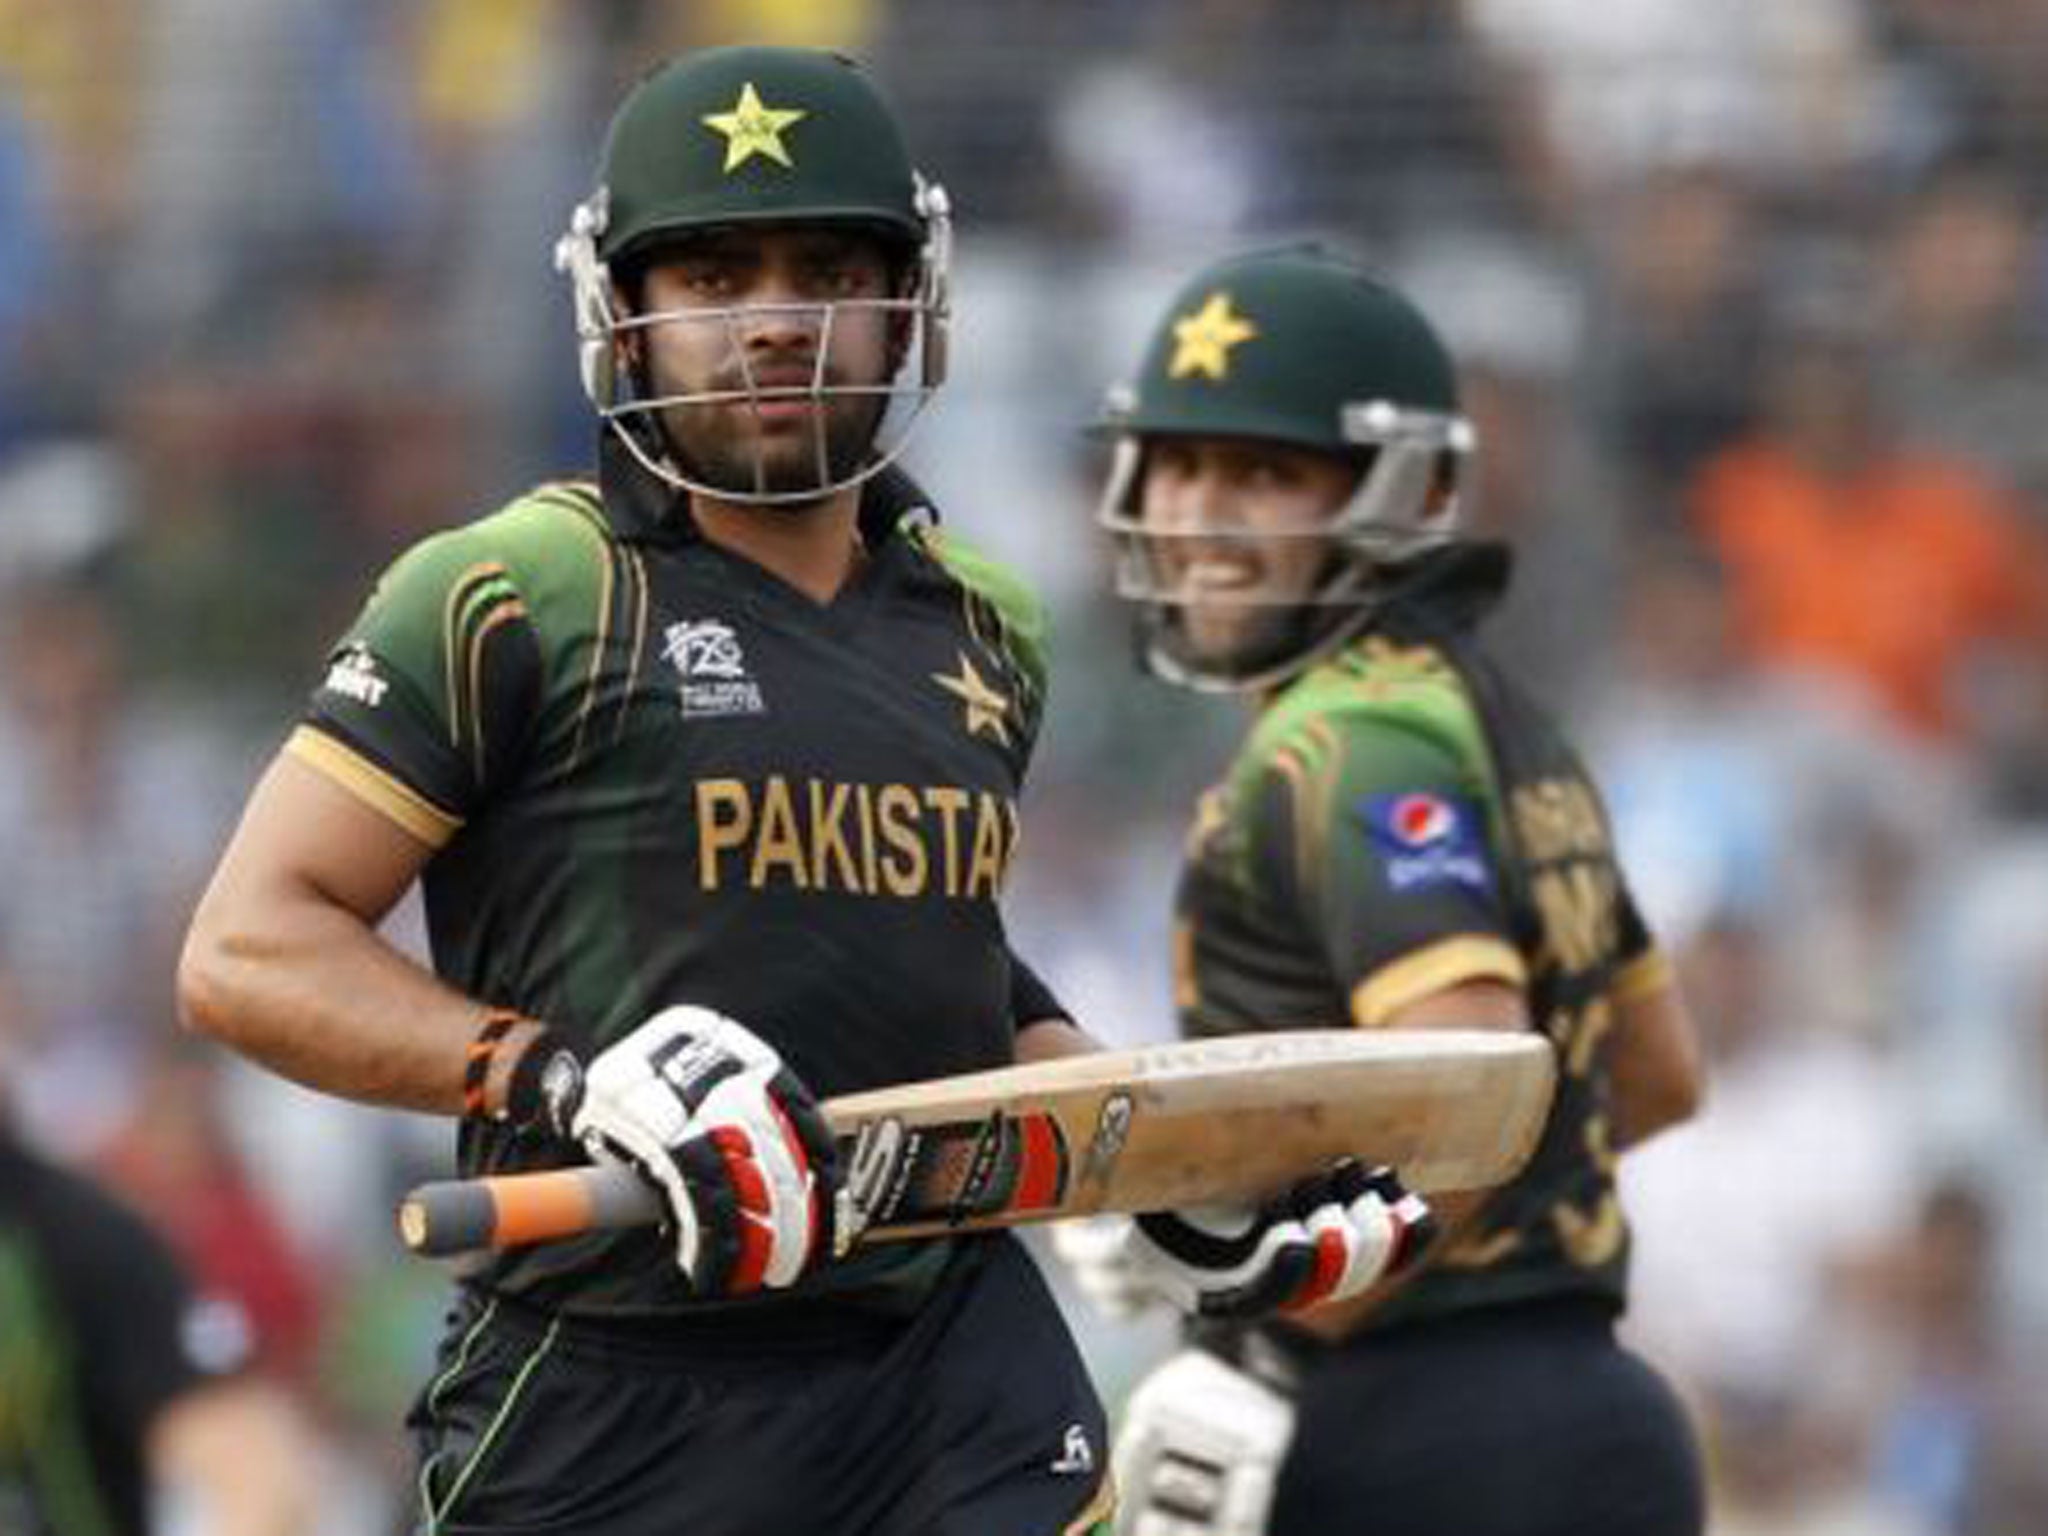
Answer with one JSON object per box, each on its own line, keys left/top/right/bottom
{"left": 295, "top": 464, "right": 1050, "bottom": 1315}
{"left": 1173, "top": 545, "right": 1668, "bottom": 1327}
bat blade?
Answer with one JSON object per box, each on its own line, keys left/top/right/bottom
{"left": 397, "top": 1029, "right": 1555, "bottom": 1259}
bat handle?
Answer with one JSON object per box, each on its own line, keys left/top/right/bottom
{"left": 398, "top": 1165, "right": 662, "bottom": 1257}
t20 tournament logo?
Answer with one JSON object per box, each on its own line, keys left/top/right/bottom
{"left": 1362, "top": 790, "right": 1494, "bottom": 893}
{"left": 662, "top": 618, "right": 766, "bottom": 719}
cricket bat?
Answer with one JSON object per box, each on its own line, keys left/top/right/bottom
{"left": 397, "top": 1029, "right": 1555, "bottom": 1259}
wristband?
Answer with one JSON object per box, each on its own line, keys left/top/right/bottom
{"left": 462, "top": 1009, "right": 527, "bottom": 1120}
{"left": 504, "top": 1027, "right": 585, "bottom": 1138}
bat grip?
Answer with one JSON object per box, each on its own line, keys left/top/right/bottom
{"left": 398, "top": 1164, "right": 662, "bottom": 1257}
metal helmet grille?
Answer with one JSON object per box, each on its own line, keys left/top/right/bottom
{"left": 1094, "top": 407, "right": 1477, "bottom": 691}
{"left": 554, "top": 176, "right": 952, "bottom": 504}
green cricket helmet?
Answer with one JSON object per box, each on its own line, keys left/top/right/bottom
{"left": 1096, "top": 246, "right": 1477, "bottom": 690}
{"left": 554, "top": 46, "right": 952, "bottom": 503}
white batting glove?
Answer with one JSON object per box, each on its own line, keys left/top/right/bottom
{"left": 569, "top": 1006, "right": 839, "bottom": 1296}
{"left": 1076, "top": 1160, "right": 1435, "bottom": 1321}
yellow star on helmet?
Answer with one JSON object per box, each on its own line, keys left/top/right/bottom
{"left": 932, "top": 651, "right": 1011, "bottom": 746}
{"left": 702, "top": 82, "right": 808, "bottom": 173}
{"left": 1168, "top": 292, "right": 1259, "bottom": 382}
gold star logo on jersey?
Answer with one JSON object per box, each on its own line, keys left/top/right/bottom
{"left": 932, "top": 651, "right": 1011, "bottom": 746}
{"left": 702, "top": 82, "right": 808, "bottom": 173}
{"left": 1168, "top": 292, "right": 1258, "bottom": 381}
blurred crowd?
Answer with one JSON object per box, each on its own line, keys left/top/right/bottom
{"left": 1, "top": 2, "right": 2045, "bottom": 1533}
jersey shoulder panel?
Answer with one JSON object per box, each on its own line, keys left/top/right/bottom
{"left": 1234, "top": 634, "right": 1495, "bottom": 813}
{"left": 302, "top": 481, "right": 634, "bottom": 829}
{"left": 355, "top": 480, "right": 617, "bottom": 675}
{"left": 907, "top": 524, "right": 1051, "bottom": 710}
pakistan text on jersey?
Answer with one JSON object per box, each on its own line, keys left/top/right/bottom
{"left": 696, "top": 776, "right": 1021, "bottom": 899}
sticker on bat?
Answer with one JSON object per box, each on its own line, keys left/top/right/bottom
{"left": 838, "top": 1110, "right": 1072, "bottom": 1235}
{"left": 1080, "top": 1092, "right": 1134, "bottom": 1187}
{"left": 836, "top": 1115, "right": 913, "bottom": 1251}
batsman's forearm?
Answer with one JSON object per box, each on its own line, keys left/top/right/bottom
{"left": 178, "top": 886, "right": 494, "bottom": 1116}
{"left": 1014, "top": 1016, "right": 1105, "bottom": 1064}
{"left": 1608, "top": 974, "right": 1704, "bottom": 1152}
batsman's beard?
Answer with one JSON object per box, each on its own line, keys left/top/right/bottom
{"left": 655, "top": 383, "right": 889, "bottom": 501}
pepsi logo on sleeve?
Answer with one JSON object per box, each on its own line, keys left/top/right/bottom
{"left": 1361, "top": 791, "right": 1496, "bottom": 894}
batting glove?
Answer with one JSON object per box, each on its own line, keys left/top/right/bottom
{"left": 1073, "top": 1159, "right": 1435, "bottom": 1321}
{"left": 568, "top": 1006, "right": 840, "bottom": 1297}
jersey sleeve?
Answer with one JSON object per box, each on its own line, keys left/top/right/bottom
{"left": 1006, "top": 948, "right": 1072, "bottom": 1031}
{"left": 1607, "top": 874, "right": 1673, "bottom": 1003}
{"left": 1244, "top": 710, "right": 1528, "bottom": 1028}
{"left": 291, "top": 532, "right": 542, "bottom": 846}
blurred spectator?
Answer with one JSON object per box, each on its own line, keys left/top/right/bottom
{"left": 1399, "top": 235, "right": 1619, "bottom": 704}
{"left": 1580, "top": 536, "right": 1959, "bottom": 966}
{"left": 124, "top": 0, "right": 325, "bottom": 347}
{"left": 1043, "top": 53, "right": 1267, "bottom": 256}
{"left": 1583, "top": 164, "right": 1765, "bottom": 516}
{"left": 94, "top": 1037, "right": 327, "bottom": 1385}
{"left": 0, "top": 562, "right": 244, "bottom": 1155}
{"left": 1, "top": 1032, "right": 319, "bottom": 1536}
{"left": 1685, "top": 286, "right": 2048, "bottom": 745}
{"left": 1179, "top": 0, "right": 1541, "bottom": 237}
{"left": 112, "top": 243, "right": 491, "bottom": 707}
{"left": 0, "top": 439, "right": 130, "bottom": 588}
{"left": 648, "top": 0, "right": 880, "bottom": 53}
{"left": 1880, "top": 157, "right": 2048, "bottom": 512}
{"left": 1908, "top": 833, "right": 2048, "bottom": 1356}
{"left": 0, "top": 92, "right": 60, "bottom": 449}
{"left": 880, "top": 0, "right": 1116, "bottom": 234}
{"left": 1873, "top": 0, "right": 2048, "bottom": 172}
{"left": 408, "top": 0, "right": 597, "bottom": 480}
{"left": 1620, "top": 917, "right": 1922, "bottom": 1536}
{"left": 1463, "top": 0, "right": 1878, "bottom": 198}
{"left": 1046, "top": 0, "right": 1541, "bottom": 249}
{"left": 1831, "top": 1176, "right": 2048, "bottom": 1536}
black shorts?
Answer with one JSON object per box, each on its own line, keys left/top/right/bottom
{"left": 1267, "top": 1299, "right": 1704, "bottom": 1536}
{"left": 409, "top": 1236, "right": 1112, "bottom": 1536}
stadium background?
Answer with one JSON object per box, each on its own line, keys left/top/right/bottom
{"left": 1, "top": 2, "right": 2045, "bottom": 1531}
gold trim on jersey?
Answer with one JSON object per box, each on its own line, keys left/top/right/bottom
{"left": 441, "top": 562, "right": 509, "bottom": 748}
{"left": 286, "top": 726, "right": 461, "bottom": 848}
{"left": 1264, "top": 715, "right": 1346, "bottom": 893}
{"left": 1609, "top": 945, "right": 1674, "bottom": 1005}
{"left": 1349, "top": 935, "right": 1527, "bottom": 1028}
{"left": 1439, "top": 1226, "right": 1523, "bottom": 1269}
{"left": 560, "top": 506, "right": 617, "bottom": 774}
{"left": 464, "top": 595, "right": 529, "bottom": 779}
{"left": 615, "top": 544, "right": 650, "bottom": 746}
{"left": 1059, "top": 1472, "right": 1118, "bottom": 1535}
